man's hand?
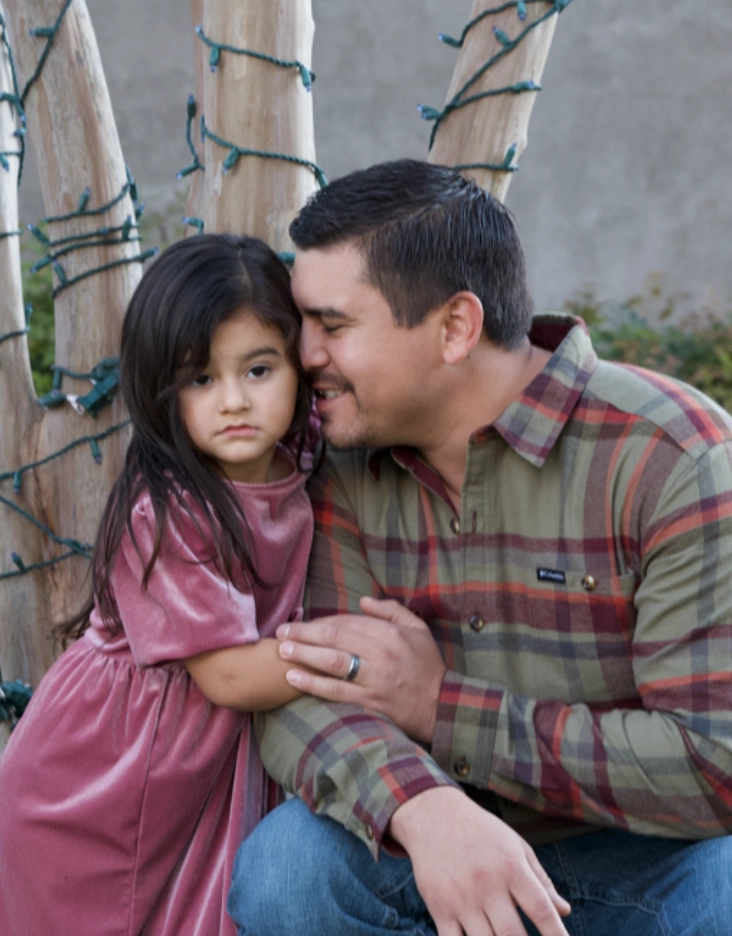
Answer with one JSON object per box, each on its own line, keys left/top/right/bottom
{"left": 390, "top": 787, "right": 571, "bottom": 936}
{"left": 277, "top": 596, "right": 447, "bottom": 745}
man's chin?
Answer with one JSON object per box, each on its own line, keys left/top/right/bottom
{"left": 321, "top": 417, "right": 381, "bottom": 451}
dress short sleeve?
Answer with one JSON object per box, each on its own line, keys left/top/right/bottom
{"left": 113, "top": 493, "right": 259, "bottom": 668}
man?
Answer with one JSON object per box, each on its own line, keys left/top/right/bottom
{"left": 228, "top": 160, "right": 732, "bottom": 936}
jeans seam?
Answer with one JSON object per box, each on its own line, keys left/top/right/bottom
{"left": 372, "top": 864, "right": 417, "bottom": 902}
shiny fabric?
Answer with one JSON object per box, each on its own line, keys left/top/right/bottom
{"left": 0, "top": 456, "right": 313, "bottom": 936}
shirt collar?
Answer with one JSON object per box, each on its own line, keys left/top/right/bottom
{"left": 368, "top": 314, "right": 597, "bottom": 480}
{"left": 486, "top": 314, "right": 597, "bottom": 467}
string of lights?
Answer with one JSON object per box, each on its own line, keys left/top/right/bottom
{"left": 194, "top": 24, "right": 315, "bottom": 90}
{"left": 418, "top": 0, "right": 573, "bottom": 173}
{"left": 201, "top": 115, "right": 328, "bottom": 188}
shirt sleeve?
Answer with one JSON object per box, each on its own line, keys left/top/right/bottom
{"left": 113, "top": 494, "right": 259, "bottom": 668}
{"left": 255, "top": 461, "right": 456, "bottom": 859}
{"left": 431, "top": 443, "right": 732, "bottom": 839}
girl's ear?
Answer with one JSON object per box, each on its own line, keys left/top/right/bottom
{"left": 440, "top": 291, "right": 484, "bottom": 366}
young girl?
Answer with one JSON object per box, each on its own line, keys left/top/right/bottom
{"left": 0, "top": 234, "right": 315, "bottom": 936}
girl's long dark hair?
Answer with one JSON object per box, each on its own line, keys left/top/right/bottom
{"left": 58, "top": 234, "right": 312, "bottom": 644}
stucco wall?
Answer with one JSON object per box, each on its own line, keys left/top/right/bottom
{"left": 17, "top": 1, "right": 732, "bottom": 314}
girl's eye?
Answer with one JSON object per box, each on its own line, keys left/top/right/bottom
{"left": 192, "top": 374, "right": 211, "bottom": 387}
{"left": 322, "top": 324, "right": 342, "bottom": 335}
{"left": 247, "top": 365, "right": 270, "bottom": 378}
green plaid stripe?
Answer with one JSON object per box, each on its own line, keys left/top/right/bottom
{"left": 258, "top": 315, "right": 732, "bottom": 855}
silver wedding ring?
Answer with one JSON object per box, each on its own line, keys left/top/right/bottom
{"left": 343, "top": 653, "right": 361, "bottom": 682}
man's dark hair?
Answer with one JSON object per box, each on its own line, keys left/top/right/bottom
{"left": 289, "top": 159, "right": 533, "bottom": 349}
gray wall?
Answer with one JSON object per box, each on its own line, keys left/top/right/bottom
{"left": 18, "top": 1, "right": 732, "bottom": 316}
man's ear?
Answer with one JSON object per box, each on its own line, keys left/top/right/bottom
{"left": 440, "top": 292, "right": 484, "bottom": 365}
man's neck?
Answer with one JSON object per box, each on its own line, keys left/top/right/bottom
{"left": 419, "top": 340, "right": 552, "bottom": 511}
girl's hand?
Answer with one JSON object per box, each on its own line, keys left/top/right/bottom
{"left": 277, "top": 597, "right": 447, "bottom": 745}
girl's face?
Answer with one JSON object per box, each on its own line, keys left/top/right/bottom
{"left": 178, "top": 308, "right": 299, "bottom": 484}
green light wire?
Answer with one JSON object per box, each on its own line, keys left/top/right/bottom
{"left": 38, "top": 358, "right": 120, "bottom": 417}
{"left": 0, "top": 548, "right": 83, "bottom": 582}
{"left": 21, "top": 0, "right": 75, "bottom": 106}
{"left": 0, "top": 12, "right": 26, "bottom": 184}
{"left": 176, "top": 94, "right": 204, "bottom": 179}
{"left": 25, "top": 170, "right": 154, "bottom": 297}
{"left": 182, "top": 216, "right": 205, "bottom": 234}
{"left": 194, "top": 25, "right": 315, "bottom": 90}
{"left": 2, "top": 420, "right": 130, "bottom": 494}
{"left": 0, "top": 0, "right": 75, "bottom": 185}
{"left": 0, "top": 304, "right": 31, "bottom": 346}
{"left": 201, "top": 116, "right": 327, "bottom": 188}
{"left": 420, "top": 0, "right": 574, "bottom": 158}
{"left": 437, "top": 0, "right": 545, "bottom": 48}
{"left": 0, "top": 488, "right": 93, "bottom": 563}
{"left": 181, "top": 27, "right": 323, "bottom": 193}
{"left": 51, "top": 249, "right": 156, "bottom": 298}
{"left": 29, "top": 217, "right": 139, "bottom": 252}
{"left": 0, "top": 419, "right": 132, "bottom": 580}
{"left": 455, "top": 143, "right": 520, "bottom": 174}
{"left": 0, "top": 677, "right": 33, "bottom": 725}
{"left": 44, "top": 169, "right": 138, "bottom": 224}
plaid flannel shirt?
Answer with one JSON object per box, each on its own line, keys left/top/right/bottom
{"left": 256, "top": 314, "right": 732, "bottom": 859}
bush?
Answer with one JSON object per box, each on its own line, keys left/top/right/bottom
{"left": 565, "top": 284, "right": 732, "bottom": 414}
{"left": 24, "top": 260, "right": 55, "bottom": 397}
{"left": 21, "top": 201, "right": 181, "bottom": 397}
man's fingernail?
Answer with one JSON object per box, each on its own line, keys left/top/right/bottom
{"left": 286, "top": 670, "right": 302, "bottom": 686}
{"left": 278, "top": 624, "right": 290, "bottom": 638}
{"left": 280, "top": 641, "right": 293, "bottom": 658}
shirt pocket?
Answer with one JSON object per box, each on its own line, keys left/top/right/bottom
{"left": 506, "top": 565, "right": 639, "bottom": 702}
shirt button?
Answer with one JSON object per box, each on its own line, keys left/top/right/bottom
{"left": 582, "top": 575, "right": 597, "bottom": 592}
{"left": 450, "top": 518, "right": 461, "bottom": 535}
{"left": 468, "top": 614, "right": 485, "bottom": 632}
{"left": 364, "top": 824, "right": 374, "bottom": 841}
{"left": 454, "top": 756, "right": 470, "bottom": 778}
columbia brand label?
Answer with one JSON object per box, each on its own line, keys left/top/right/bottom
{"left": 537, "top": 568, "right": 566, "bottom": 584}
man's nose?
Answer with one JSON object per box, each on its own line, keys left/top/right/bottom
{"left": 299, "top": 318, "right": 329, "bottom": 372}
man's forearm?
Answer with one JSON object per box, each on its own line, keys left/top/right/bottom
{"left": 255, "top": 694, "right": 456, "bottom": 858}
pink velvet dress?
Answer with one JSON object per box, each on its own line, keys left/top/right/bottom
{"left": 0, "top": 458, "right": 312, "bottom": 936}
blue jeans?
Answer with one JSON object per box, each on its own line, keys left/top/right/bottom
{"left": 228, "top": 798, "right": 732, "bottom": 936}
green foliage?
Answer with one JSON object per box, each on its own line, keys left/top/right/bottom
{"left": 23, "top": 241, "right": 55, "bottom": 397}
{"left": 565, "top": 282, "right": 732, "bottom": 414}
{"left": 20, "top": 198, "right": 184, "bottom": 398}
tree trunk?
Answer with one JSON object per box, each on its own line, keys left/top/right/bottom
{"left": 0, "top": 2, "right": 46, "bottom": 739}
{"left": 429, "top": 0, "right": 561, "bottom": 203}
{"left": 0, "top": 0, "right": 143, "bottom": 744}
{"left": 202, "top": 0, "right": 317, "bottom": 251}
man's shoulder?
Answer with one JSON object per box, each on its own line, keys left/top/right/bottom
{"left": 307, "top": 448, "right": 376, "bottom": 501}
{"left": 306, "top": 446, "right": 412, "bottom": 513}
{"left": 586, "top": 358, "right": 732, "bottom": 460}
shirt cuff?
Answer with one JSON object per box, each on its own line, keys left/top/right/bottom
{"left": 329, "top": 751, "right": 458, "bottom": 861}
{"left": 431, "top": 670, "right": 504, "bottom": 789}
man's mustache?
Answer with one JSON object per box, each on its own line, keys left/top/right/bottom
{"left": 306, "top": 371, "right": 355, "bottom": 395}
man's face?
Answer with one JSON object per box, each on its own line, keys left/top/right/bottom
{"left": 291, "top": 243, "right": 441, "bottom": 450}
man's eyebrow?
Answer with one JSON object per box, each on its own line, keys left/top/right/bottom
{"left": 301, "top": 307, "right": 352, "bottom": 322}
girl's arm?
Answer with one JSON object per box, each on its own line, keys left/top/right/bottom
{"left": 184, "top": 639, "right": 306, "bottom": 711}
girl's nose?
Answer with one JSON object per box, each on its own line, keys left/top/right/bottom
{"left": 220, "top": 377, "right": 250, "bottom": 411}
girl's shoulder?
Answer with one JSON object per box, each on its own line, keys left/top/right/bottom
{"left": 126, "top": 484, "right": 213, "bottom": 559}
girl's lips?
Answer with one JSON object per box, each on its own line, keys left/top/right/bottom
{"left": 219, "top": 424, "right": 258, "bottom": 436}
